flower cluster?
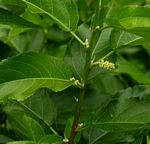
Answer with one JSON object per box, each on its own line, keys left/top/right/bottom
{"left": 99, "top": 59, "right": 115, "bottom": 70}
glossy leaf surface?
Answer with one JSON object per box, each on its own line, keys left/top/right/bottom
{"left": 107, "top": 6, "right": 150, "bottom": 38}
{"left": 94, "top": 85, "right": 150, "bottom": 131}
{"left": 22, "top": 0, "right": 79, "bottom": 31}
{"left": 0, "top": 52, "right": 73, "bottom": 102}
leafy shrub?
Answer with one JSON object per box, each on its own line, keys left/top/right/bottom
{"left": 0, "top": 0, "right": 150, "bottom": 144}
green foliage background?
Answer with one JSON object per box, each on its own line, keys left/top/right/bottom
{"left": 0, "top": 0, "right": 150, "bottom": 144}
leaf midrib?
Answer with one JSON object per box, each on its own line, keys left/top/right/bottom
{"left": 0, "top": 77, "right": 70, "bottom": 85}
{"left": 22, "top": 0, "right": 70, "bottom": 32}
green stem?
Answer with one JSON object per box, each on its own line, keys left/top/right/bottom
{"left": 50, "top": 126, "right": 59, "bottom": 135}
{"left": 101, "top": 50, "right": 115, "bottom": 60}
{"left": 84, "top": 0, "right": 101, "bottom": 81}
{"left": 70, "top": 31, "right": 85, "bottom": 46}
{"left": 67, "top": 1, "right": 102, "bottom": 144}
{"left": 67, "top": 88, "right": 85, "bottom": 144}
{"left": 22, "top": 0, "right": 85, "bottom": 46}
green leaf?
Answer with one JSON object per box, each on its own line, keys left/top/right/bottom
{"left": 0, "top": 134, "right": 12, "bottom": 143}
{"left": 65, "top": 24, "right": 88, "bottom": 79}
{"left": 0, "top": 52, "right": 73, "bottom": 102}
{"left": 2, "top": 90, "right": 57, "bottom": 133}
{"left": 9, "top": 29, "right": 45, "bottom": 52}
{"left": 51, "top": 89, "right": 76, "bottom": 125}
{"left": 101, "top": 0, "right": 145, "bottom": 26}
{"left": 110, "top": 29, "right": 142, "bottom": 49}
{"left": 147, "top": 135, "right": 150, "bottom": 144}
{"left": 7, "top": 9, "right": 42, "bottom": 40}
{"left": 21, "top": 0, "right": 79, "bottom": 31}
{"left": 116, "top": 56, "right": 150, "bottom": 84}
{"left": 120, "top": 17, "right": 150, "bottom": 29}
{"left": 92, "top": 28, "right": 112, "bottom": 60}
{"left": 133, "top": 137, "right": 143, "bottom": 144}
{"left": 23, "top": 89, "right": 57, "bottom": 126}
{"left": 38, "top": 134, "right": 63, "bottom": 144}
{"left": 4, "top": 108, "right": 45, "bottom": 142}
{"left": 6, "top": 141, "right": 34, "bottom": 144}
{"left": 94, "top": 85, "right": 150, "bottom": 131}
{"left": 107, "top": 6, "right": 150, "bottom": 38}
{"left": 88, "top": 28, "right": 117, "bottom": 79}
{"left": 0, "top": 8, "right": 38, "bottom": 28}
{"left": 115, "top": 0, "right": 145, "bottom": 5}
{"left": 77, "top": 0, "right": 88, "bottom": 23}
{"left": 83, "top": 129, "right": 136, "bottom": 144}
{"left": 65, "top": 24, "right": 93, "bottom": 79}
{"left": 0, "top": 26, "right": 9, "bottom": 42}
{"left": 65, "top": 40, "right": 86, "bottom": 80}
{"left": 8, "top": 26, "right": 30, "bottom": 41}
{"left": 64, "top": 117, "right": 73, "bottom": 139}
{"left": 0, "top": 0, "right": 26, "bottom": 14}
{"left": 90, "top": 73, "right": 125, "bottom": 95}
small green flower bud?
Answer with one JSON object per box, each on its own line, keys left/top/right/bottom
{"left": 63, "top": 138, "right": 69, "bottom": 143}
{"left": 85, "top": 38, "right": 89, "bottom": 48}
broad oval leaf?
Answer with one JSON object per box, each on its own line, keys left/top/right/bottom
{"left": 94, "top": 85, "right": 150, "bottom": 131}
{"left": 110, "top": 29, "right": 142, "bottom": 49}
{"left": 0, "top": 52, "right": 74, "bottom": 102}
{"left": 116, "top": 56, "right": 150, "bottom": 84}
{"left": 9, "top": 29, "right": 45, "bottom": 52}
{"left": 3, "top": 107, "right": 45, "bottom": 142}
{"left": 65, "top": 24, "right": 88, "bottom": 79}
{"left": 2, "top": 90, "right": 56, "bottom": 129}
{"left": 83, "top": 129, "right": 137, "bottom": 144}
{"left": 22, "top": 0, "right": 79, "bottom": 31}
{"left": 23, "top": 89, "right": 57, "bottom": 126}
{"left": 120, "top": 17, "right": 150, "bottom": 29}
{"left": 107, "top": 6, "right": 150, "bottom": 38}
{"left": 92, "top": 28, "right": 112, "bottom": 59}
{"left": 38, "top": 134, "right": 63, "bottom": 144}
